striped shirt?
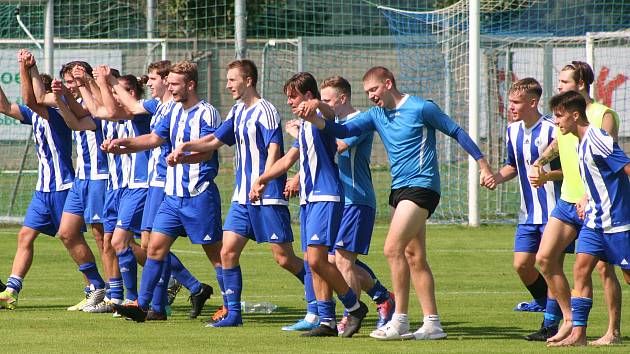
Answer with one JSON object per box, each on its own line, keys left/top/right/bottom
{"left": 214, "top": 98, "right": 287, "bottom": 205}
{"left": 123, "top": 114, "right": 151, "bottom": 189}
{"left": 578, "top": 126, "right": 630, "bottom": 233}
{"left": 74, "top": 98, "right": 108, "bottom": 180}
{"left": 142, "top": 98, "right": 175, "bottom": 188}
{"left": 153, "top": 100, "right": 221, "bottom": 197}
{"left": 292, "top": 112, "right": 343, "bottom": 205}
{"left": 102, "top": 120, "right": 129, "bottom": 190}
{"left": 505, "top": 116, "right": 561, "bottom": 224}
{"left": 19, "top": 105, "right": 74, "bottom": 192}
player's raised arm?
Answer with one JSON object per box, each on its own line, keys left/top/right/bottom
{"left": 112, "top": 76, "right": 149, "bottom": 115}
{"left": 19, "top": 51, "right": 50, "bottom": 119}
{"left": 51, "top": 80, "right": 96, "bottom": 131}
{"left": 0, "top": 84, "right": 23, "bottom": 121}
{"left": 95, "top": 65, "right": 134, "bottom": 120}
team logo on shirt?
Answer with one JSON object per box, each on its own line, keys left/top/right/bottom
{"left": 534, "top": 137, "right": 543, "bottom": 147}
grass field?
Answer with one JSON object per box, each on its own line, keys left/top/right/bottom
{"left": 1, "top": 224, "right": 629, "bottom": 353}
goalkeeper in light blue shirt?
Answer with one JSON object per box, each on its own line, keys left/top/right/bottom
{"left": 299, "top": 66, "right": 495, "bottom": 340}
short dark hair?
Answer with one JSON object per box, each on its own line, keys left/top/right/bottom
{"left": 561, "top": 61, "right": 594, "bottom": 94}
{"left": 362, "top": 66, "right": 396, "bottom": 88}
{"left": 40, "top": 74, "right": 53, "bottom": 93}
{"left": 508, "top": 77, "right": 542, "bottom": 98}
{"left": 59, "top": 61, "right": 93, "bottom": 79}
{"left": 227, "top": 59, "right": 258, "bottom": 87}
{"left": 148, "top": 60, "right": 171, "bottom": 78}
{"left": 321, "top": 76, "right": 351, "bottom": 98}
{"left": 284, "top": 72, "right": 320, "bottom": 100}
{"left": 549, "top": 90, "right": 587, "bottom": 122}
{"left": 119, "top": 74, "right": 145, "bottom": 99}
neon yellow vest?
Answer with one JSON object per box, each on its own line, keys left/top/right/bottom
{"left": 557, "top": 101, "right": 620, "bottom": 203}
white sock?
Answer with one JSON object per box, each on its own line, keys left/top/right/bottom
{"left": 422, "top": 315, "right": 442, "bottom": 328}
{"left": 305, "top": 313, "right": 319, "bottom": 323}
{"left": 391, "top": 313, "right": 409, "bottom": 332}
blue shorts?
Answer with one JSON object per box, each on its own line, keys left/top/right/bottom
{"left": 103, "top": 188, "right": 123, "bottom": 233}
{"left": 550, "top": 199, "right": 584, "bottom": 231}
{"left": 116, "top": 188, "right": 147, "bottom": 235}
{"left": 63, "top": 179, "right": 107, "bottom": 224}
{"left": 152, "top": 185, "right": 222, "bottom": 245}
{"left": 300, "top": 201, "right": 343, "bottom": 253}
{"left": 223, "top": 202, "right": 293, "bottom": 244}
{"left": 334, "top": 204, "right": 375, "bottom": 255}
{"left": 141, "top": 186, "right": 165, "bottom": 232}
{"left": 577, "top": 227, "right": 630, "bottom": 269}
{"left": 24, "top": 190, "right": 68, "bottom": 237}
{"left": 514, "top": 224, "right": 575, "bottom": 254}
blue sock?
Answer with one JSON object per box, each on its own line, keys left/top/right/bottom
{"left": 84, "top": 285, "right": 92, "bottom": 296}
{"left": 116, "top": 247, "right": 138, "bottom": 301}
{"left": 105, "top": 282, "right": 111, "bottom": 299}
{"left": 109, "top": 277, "right": 124, "bottom": 301}
{"left": 317, "top": 300, "right": 336, "bottom": 326}
{"left": 543, "top": 298, "right": 562, "bottom": 327}
{"left": 338, "top": 288, "right": 359, "bottom": 311}
{"left": 6, "top": 275, "right": 23, "bottom": 294}
{"left": 366, "top": 280, "right": 390, "bottom": 304}
{"left": 151, "top": 257, "right": 171, "bottom": 314}
{"left": 138, "top": 258, "right": 163, "bottom": 310}
{"left": 355, "top": 259, "right": 377, "bottom": 280}
{"left": 215, "top": 266, "right": 227, "bottom": 307}
{"left": 571, "top": 297, "right": 593, "bottom": 327}
{"left": 294, "top": 265, "right": 306, "bottom": 284}
{"left": 169, "top": 252, "right": 201, "bottom": 294}
{"left": 304, "top": 261, "right": 318, "bottom": 315}
{"left": 222, "top": 266, "right": 243, "bottom": 315}
{"left": 78, "top": 262, "right": 105, "bottom": 289}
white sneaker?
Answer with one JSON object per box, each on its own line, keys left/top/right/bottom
{"left": 83, "top": 299, "right": 114, "bottom": 313}
{"left": 67, "top": 298, "right": 87, "bottom": 311}
{"left": 85, "top": 288, "right": 106, "bottom": 308}
{"left": 369, "top": 321, "right": 413, "bottom": 340}
{"left": 412, "top": 324, "right": 447, "bottom": 340}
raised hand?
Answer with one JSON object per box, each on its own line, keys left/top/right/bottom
{"left": 51, "top": 79, "right": 64, "bottom": 95}
{"left": 284, "top": 119, "right": 301, "bottom": 139}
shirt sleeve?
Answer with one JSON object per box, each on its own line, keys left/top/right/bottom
{"left": 142, "top": 99, "right": 159, "bottom": 115}
{"left": 292, "top": 139, "right": 299, "bottom": 149}
{"left": 422, "top": 100, "right": 484, "bottom": 160}
{"left": 259, "top": 106, "right": 283, "bottom": 146}
{"left": 504, "top": 127, "right": 516, "bottom": 167}
{"left": 18, "top": 105, "right": 34, "bottom": 125}
{"left": 323, "top": 111, "right": 374, "bottom": 138}
{"left": 200, "top": 106, "right": 221, "bottom": 137}
{"left": 600, "top": 143, "right": 630, "bottom": 174}
{"left": 153, "top": 114, "right": 171, "bottom": 141}
{"left": 47, "top": 107, "right": 72, "bottom": 133}
{"left": 214, "top": 117, "right": 235, "bottom": 146}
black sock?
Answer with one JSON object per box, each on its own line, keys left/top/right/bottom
{"left": 526, "top": 273, "right": 548, "bottom": 300}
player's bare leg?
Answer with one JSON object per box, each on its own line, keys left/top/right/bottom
{"left": 549, "top": 253, "right": 598, "bottom": 347}
{"left": 536, "top": 217, "right": 576, "bottom": 343}
{"left": 588, "top": 261, "right": 622, "bottom": 346}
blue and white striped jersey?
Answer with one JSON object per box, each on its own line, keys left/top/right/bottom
{"left": 122, "top": 113, "right": 151, "bottom": 189}
{"left": 337, "top": 111, "right": 376, "bottom": 208}
{"left": 19, "top": 105, "right": 74, "bottom": 192}
{"left": 142, "top": 98, "right": 175, "bottom": 188}
{"left": 214, "top": 98, "right": 287, "bottom": 205}
{"left": 102, "top": 120, "right": 129, "bottom": 190}
{"left": 74, "top": 98, "right": 108, "bottom": 180}
{"left": 578, "top": 126, "right": 630, "bottom": 233}
{"left": 153, "top": 100, "right": 221, "bottom": 197}
{"left": 292, "top": 112, "right": 343, "bottom": 205}
{"left": 505, "top": 116, "right": 561, "bottom": 224}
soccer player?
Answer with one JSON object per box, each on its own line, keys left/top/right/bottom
{"left": 112, "top": 60, "right": 212, "bottom": 318}
{"left": 250, "top": 72, "right": 368, "bottom": 338}
{"left": 486, "top": 78, "right": 564, "bottom": 340}
{"left": 77, "top": 65, "right": 152, "bottom": 308}
{"left": 299, "top": 67, "right": 494, "bottom": 340}
{"left": 168, "top": 59, "right": 308, "bottom": 327}
{"left": 546, "top": 90, "right": 630, "bottom": 347}
{"left": 285, "top": 76, "right": 396, "bottom": 332}
{"left": 0, "top": 51, "right": 75, "bottom": 309}
{"left": 531, "top": 61, "right": 622, "bottom": 345}
{"left": 104, "top": 60, "right": 220, "bottom": 322}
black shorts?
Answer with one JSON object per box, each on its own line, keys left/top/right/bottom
{"left": 388, "top": 186, "right": 441, "bottom": 217}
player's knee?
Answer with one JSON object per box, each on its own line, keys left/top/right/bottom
{"left": 536, "top": 254, "right": 551, "bottom": 273}
{"left": 334, "top": 256, "right": 352, "bottom": 273}
{"left": 383, "top": 244, "right": 402, "bottom": 260}
{"left": 513, "top": 260, "right": 531, "bottom": 274}
{"left": 17, "top": 228, "right": 37, "bottom": 248}
{"left": 110, "top": 237, "right": 128, "bottom": 253}
{"left": 220, "top": 248, "right": 239, "bottom": 265}
{"left": 56, "top": 227, "right": 74, "bottom": 245}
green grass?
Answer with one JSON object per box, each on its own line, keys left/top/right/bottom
{"left": 1, "top": 224, "right": 629, "bottom": 352}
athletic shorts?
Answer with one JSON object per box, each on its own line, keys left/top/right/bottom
{"left": 24, "top": 190, "right": 69, "bottom": 237}
{"left": 152, "top": 184, "right": 222, "bottom": 245}
{"left": 115, "top": 188, "right": 147, "bottom": 235}
{"left": 389, "top": 186, "right": 440, "bottom": 217}
{"left": 63, "top": 179, "right": 107, "bottom": 224}
{"left": 103, "top": 188, "right": 124, "bottom": 233}
{"left": 514, "top": 223, "right": 575, "bottom": 254}
{"left": 141, "top": 186, "right": 165, "bottom": 232}
{"left": 223, "top": 202, "right": 293, "bottom": 244}
{"left": 299, "top": 201, "right": 343, "bottom": 253}
{"left": 577, "top": 226, "right": 630, "bottom": 269}
{"left": 550, "top": 199, "right": 584, "bottom": 231}
{"left": 334, "top": 204, "right": 376, "bottom": 255}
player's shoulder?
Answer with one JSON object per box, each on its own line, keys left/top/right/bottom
{"left": 585, "top": 126, "right": 614, "bottom": 155}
